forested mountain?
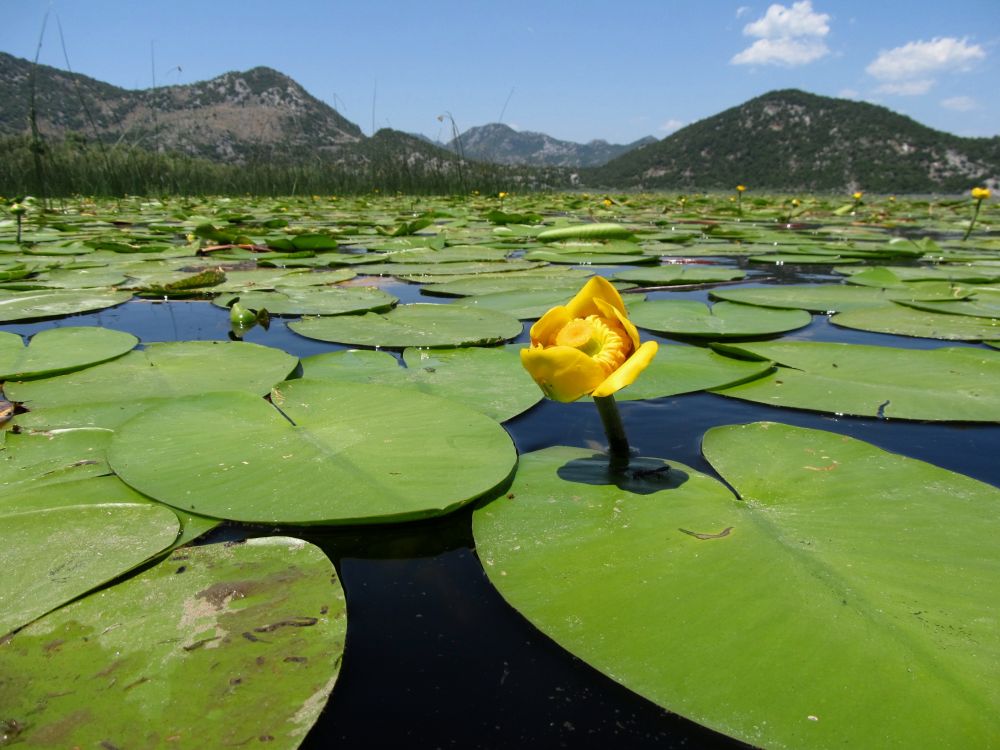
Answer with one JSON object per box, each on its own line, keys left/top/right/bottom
{"left": 588, "top": 89, "right": 999, "bottom": 193}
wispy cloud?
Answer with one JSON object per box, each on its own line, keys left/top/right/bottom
{"left": 865, "top": 37, "right": 985, "bottom": 96}
{"left": 875, "top": 79, "right": 935, "bottom": 96}
{"left": 941, "top": 95, "right": 978, "bottom": 112}
{"left": 732, "top": 1, "right": 831, "bottom": 66}
{"left": 838, "top": 88, "right": 860, "bottom": 99}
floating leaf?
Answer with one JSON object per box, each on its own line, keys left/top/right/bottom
{"left": 1, "top": 499, "right": 179, "bottom": 636}
{"left": 711, "top": 284, "right": 890, "bottom": 312}
{"left": 610, "top": 344, "right": 773, "bottom": 400}
{"left": 473, "top": 425, "right": 1000, "bottom": 749}
{"left": 612, "top": 265, "right": 745, "bottom": 286}
{"left": 0, "top": 289, "right": 132, "bottom": 322}
{"left": 213, "top": 286, "right": 397, "bottom": 316}
{"left": 629, "top": 300, "right": 811, "bottom": 338}
{"left": 0, "top": 327, "right": 137, "bottom": 379}
{"left": 712, "top": 341, "right": 1000, "bottom": 420}
{"left": 536, "top": 223, "right": 634, "bottom": 242}
{"left": 109, "top": 381, "right": 517, "bottom": 524}
{"left": 290, "top": 303, "right": 522, "bottom": 348}
{"left": 832, "top": 302, "right": 1000, "bottom": 340}
{"left": 6, "top": 341, "right": 298, "bottom": 412}
{"left": 0, "top": 538, "right": 346, "bottom": 748}
{"left": 301, "top": 347, "right": 541, "bottom": 422}
{"left": 0, "top": 429, "right": 113, "bottom": 493}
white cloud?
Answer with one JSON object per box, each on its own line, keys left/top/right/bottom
{"left": 838, "top": 88, "right": 860, "bottom": 99}
{"left": 866, "top": 37, "right": 985, "bottom": 81}
{"left": 875, "top": 79, "right": 934, "bottom": 96}
{"left": 732, "top": 37, "right": 829, "bottom": 66}
{"left": 736, "top": 6, "right": 751, "bottom": 18}
{"left": 731, "top": 1, "right": 831, "bottom": 67}
{"left": 743, "top": 1, "right": 830, "bottom": 38}
{"left": 659, "top": 119, "right": 685, "bottom": 134}
{"left": 941, "top": 95, "right": 978, "bottom": 111}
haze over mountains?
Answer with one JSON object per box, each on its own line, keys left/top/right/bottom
{"left": 1, "top": 50, "right": 997, "bottom": 193}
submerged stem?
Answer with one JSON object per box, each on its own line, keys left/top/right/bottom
{"left": 593, "top": 394, "right": 630, "bottom": 470}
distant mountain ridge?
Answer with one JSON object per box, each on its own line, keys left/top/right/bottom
{"left": 2, "top": 51, "right": 997, "bottom": 193}
{"left": 0, "top": 52, "right": 364, "bottom": 162}
{"left": 589, "top": 89, "right": 1000, "bottom": 193}
{"left": 446, "top": 123, "right": 656, "bottom": 167}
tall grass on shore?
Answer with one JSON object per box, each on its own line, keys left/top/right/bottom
{"left": 0, "top": 134, "right": 567, "bottom": 197}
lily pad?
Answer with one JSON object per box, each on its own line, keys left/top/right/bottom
{"left": 0, "top": 289, "right": 132, "bottom": 321}
{"left": 629, "top": 300, "right": 811, "bottom": 338}
{"left": 301, "top": 347, "right": 541, "bottom": 422}
{"left": 610, "top": 344, "right": 774, "bottom": 400}
{"left": 289, "top": 303, "right": 522, "bottom": 348}
{"left": 710, "top": 284, "right": 890, "bottom": 312}
{"left": 0, "top": 429, "right": 113, "bottom": 493}
{"left": 0, "top": 537, "right": 346, "bottom": 749}
{"left": 1, "top": 500, "right": 180, "bottom": 636}
{"left": 109, "top": 380, "right": 517, "bottom": 524}
{"left": 612, "top": 265, "right": 746, "bottom": 286}
{"left": 5, "top": 340, "right": 298, "bottom": 411}
{"left": 712, "top": 341, "right": 1000, "bottom": 421}
{"left": 473, "top": 426, "right": 1000, "bottom": 749}
{"left": 523, "top": 250, "right": 653, "bottom": 265}
{"left": 213, "top": 286, "right": 397, "bottom": 316}
{"left": 0, "top": 327, "right": 137, "bottom": 380}
{"left": 356, "top": 260, "right": 538, "bottom": 277}
{"left": 832, "top": 303, "right": 1000, "bottom": 341}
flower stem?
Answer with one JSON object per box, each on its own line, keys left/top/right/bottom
{"left": 962, "top": 199, "right": 983, "bottom": 241}
{"left": 593, "top": 394, "right": 630, "bottom": 469}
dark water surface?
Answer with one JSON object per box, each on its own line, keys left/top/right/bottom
{"left": 3, "top": 267, "right": 997, "bottom": 749}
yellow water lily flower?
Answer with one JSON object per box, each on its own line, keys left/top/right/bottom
{"left": 736, "top": 185, "right": 746, "bottom": 192}
{"left": 521, "top": 276, "right": 658, "bottom": 402}
{"left": 853, "top": 191, "right": 864, "bottom": 201}
{"left": 971, "top": 187, "right": 991, "bottom": 200}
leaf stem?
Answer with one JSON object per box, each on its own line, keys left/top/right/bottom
{"left": 962, "top": 198, "right": 983, "bottom": 241}
{"left": 593, "top": 394, "right": 630, "bottom": 470}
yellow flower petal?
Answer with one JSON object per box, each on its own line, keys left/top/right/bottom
{"left": 529, "top": 305, "right": 572, "bottom": 347}
{"left": 520, "top": 345, "right": 607, "bottom": 402}
{"left": 566, "top": 276, "right": 626, "bottom": 319}
{"left": 591, "top": 341, "right": 659, "bottom": 398}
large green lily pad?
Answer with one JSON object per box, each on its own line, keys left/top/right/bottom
{"left": 611, "top": 344, "right": 773, "bottom": 400}
{"left": 832, "top": 302, "right": 1000, "bottom": 340}
{"left": 5, "top": 340, "right": 298, "bottom": 410}
{"left": 0, "top": 537, "right": 346, "bottom": 749}
{"left": 0, "top": 289, "right": 133, "bottom": 321}
{"left": 109, "top": 380, "right": 517, "bottom": 524}
{"left": 301, "top": 347, "right": 541, "bottom": 422}
{"left": 0, "top": 428, "right": 113, "bottom": 492}
{"left": 1, "top": 500, "right": 180, "bottom": 636}
{"left": 612, "top": 265, "right": 745, "bottom": 286}
{"left": 473, "top": 426, "right": 1000, "bottom": 748}
{"left": 289, "top": 303, "right": 522, "bottom": 348}
{"left": 629, "top": 299, "right": 811, "bottom": 338}
{"left": 0, "top": 326, "right": 137, "bottom": 379}
{"left": 711, "top": 284, "right": 889, "bottom": 312}
{"left": 711, "top": 341, "right": 1000, "bottom": 421}
{"left": 212, "top": 286, "right": 397, "bottom": 316}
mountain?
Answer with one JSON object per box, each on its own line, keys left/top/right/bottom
{"left": 0, "top": 51, "right": 366, "bottom": 163}
{"left": 588, "top": 89, "right": 1000, "bottom": 193}
{"left": 447, "top": 123, "right": 656, "bottom": 167}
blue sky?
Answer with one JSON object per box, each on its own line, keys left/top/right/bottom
{"left": 3, "top": 1, "right": 998, "bottom": 144}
